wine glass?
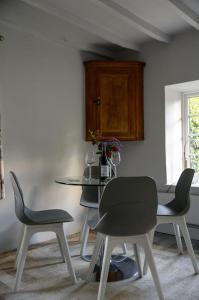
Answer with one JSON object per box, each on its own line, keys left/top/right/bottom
{"left": 110, "top": 151, "right": 121, "bottom": 177}
{"left": 85, "top": 148, "right": 96, "bottom": 180}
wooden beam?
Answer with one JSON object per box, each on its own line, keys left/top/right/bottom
{"left": 21, "top": 0, "right": 139, "bottom": 51}
{"left": 94, "top": 0, "right": 170, "bottom": 43}
{"left": 169, "top": 0, "right": 199, "bottom": 30}
{"left": 0, "top": 18, "right": 114, "bottom": 58}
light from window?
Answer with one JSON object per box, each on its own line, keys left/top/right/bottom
{"left": 183, "top": 93, "right": 199, "bottom": 182}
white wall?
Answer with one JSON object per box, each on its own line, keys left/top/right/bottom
{"left": 0, "top": 24, "right": 102, "bottom": 252}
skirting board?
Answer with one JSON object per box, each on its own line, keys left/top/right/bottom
{"left": 156, "top": 223, "right": 199, "bottom": 240}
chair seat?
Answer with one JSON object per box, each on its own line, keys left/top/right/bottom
{"left": 157, "top": 204, "right": 178, "bottom": 216}
{"left": 24, "top": 208, "right": 73, "bottom": 225}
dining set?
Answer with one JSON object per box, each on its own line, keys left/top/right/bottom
{"left": 10, "top": 167, "right": 199, "bottom": 300}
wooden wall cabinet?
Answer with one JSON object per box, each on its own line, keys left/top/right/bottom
{"left": 85, "top": 60, "right": 145, "bottom": 141}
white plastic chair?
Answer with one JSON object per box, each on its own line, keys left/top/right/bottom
{"left": 87, "top": 176, "right": 164, "bottom": 300}
{"left": 143, "top": 168, "right": 199, "bottom": 275}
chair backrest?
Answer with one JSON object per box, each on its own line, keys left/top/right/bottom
{"left": 9, "top": 171, "right": 27, "bottom": 223}
{"left": 80, "top": 166, "right": 99, "bottom": 204}
{"left": 169, "top": 168, "right": 195, "bottom": 214}
{"left": 96, "top": 176, "right": 158, "bottom": 236}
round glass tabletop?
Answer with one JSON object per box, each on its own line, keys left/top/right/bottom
{"left": 55, "top": 176, "right": 111, "bottom": 186}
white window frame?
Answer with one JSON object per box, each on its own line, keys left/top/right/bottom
{"left": 182, "top": 91, "right": 199, "bottom": 177}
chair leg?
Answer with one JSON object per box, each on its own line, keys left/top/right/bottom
{"left": 143, "top": 228, "right": 155, "bottom": 275}
{"left": 122, "top": 243, "right": 128, "bottom": 255}
{"left": 14, "top": 226, "right": 32, "bottom": 291}
{"left": 56, "top": 233, "right": 65, "bottom": 262}
{"left": 86, "top": 233, "right": 104, "bottom": 282}
{"left": 141, "top": 235, "right": 164, "bottom": 300}
{"left": 97, "top": 236, "right": 114, "bottom": 300}
{"left": 56, "top": 225, "right": 77, "bottom": 283}
{"left": 80, "top": 224, "right": 90, "bottom": 257}
{"left": 15, "top": 224, "right": 25, "bottom": 270}
{"left": 133, "top": 244, "right": 142, "bottom": 278}
{"left": 80, "top": 208, "right": 89, "bottom": 243}
{"left": 178, "top": 217, "right": 199, "bottom": 274}
{"left": 173, "top": 223, "right": 183, "bottom": 254}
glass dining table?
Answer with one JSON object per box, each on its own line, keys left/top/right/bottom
{"left": 55, "top": 175, "right": 138, "bottom": 282}
{"left": 55, "top": 176, "right": 107, "bottom": 197}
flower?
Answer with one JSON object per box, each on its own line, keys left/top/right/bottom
{"left": 88, "top": 129, "right": 122, "bottom": 156}
{"left": 89, "top": 129, "right": 100, "bottom": 146}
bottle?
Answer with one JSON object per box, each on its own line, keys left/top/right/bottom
{"left": 99, "top": 144, "right": 109, "bottom": 180}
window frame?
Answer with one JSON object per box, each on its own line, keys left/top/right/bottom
{"left": 182, "top": 91, "right": 199, "bottom": 174}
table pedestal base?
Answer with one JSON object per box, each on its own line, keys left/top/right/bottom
{"left": 81, "top": 254, "right": 93, "bottom": 262}
{"left": 94, "top": 255, "right": 138, "bottom": 282}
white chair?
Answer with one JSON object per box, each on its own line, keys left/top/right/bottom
{"left": 9, "top": 171, "right": 77, "bottom": 291}
{"left": 143, "top": 168, "right": 199, "bottom": 275}
{"left": 87, "top": 176, "right": 164, "bottom": 300}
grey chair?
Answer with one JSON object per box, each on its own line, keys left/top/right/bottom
{"left": 79, "top": 166, "right": 99, "bottom": 257}
{"left": 87, "top": 176, "right": 164, "bottom": 300}
{"left": 143, "top": 168, "right": 199, "bottom": 275}
{"left": 80, "top": 166, "right": 128, "bottom": 258}
{"left": 9, "top": 171, "right": 77, "bottom": 291}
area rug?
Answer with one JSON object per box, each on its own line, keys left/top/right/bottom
{"left": 0, "top": 237, "right": 199, "bottom": 300}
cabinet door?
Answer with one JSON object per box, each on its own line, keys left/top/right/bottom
{"left": 97, "top": 69, "right": 136, "bottom": 139}
{"left": 85, "top": 61, "right": 144, "bottom": 141}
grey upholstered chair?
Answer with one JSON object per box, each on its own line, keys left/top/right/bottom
{"left": 143, "top": 168, "right": 199, "bottom": 275}
{"left": 10, "top": 171, "right": 77, "bottom": 291}
{"left": 87, "top": 176, "right": 164, "bottom": 300}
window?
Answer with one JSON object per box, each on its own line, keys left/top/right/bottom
{"left": 165, "top": 80, "right": 199, "bottom": 186}
{"left": 183, "top": 93, "right": 199, "bottom": 183}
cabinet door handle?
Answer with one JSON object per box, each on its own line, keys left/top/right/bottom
{"left": 93, "top": 96, "right": 101, "bottom": 105}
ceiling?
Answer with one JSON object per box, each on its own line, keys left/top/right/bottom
{"left": 0, "top": 0, "right": 199, "bottom": 57}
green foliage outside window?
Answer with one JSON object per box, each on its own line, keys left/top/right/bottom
{"left": 188, "top": 96, "right": 199, "bottom": 172}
